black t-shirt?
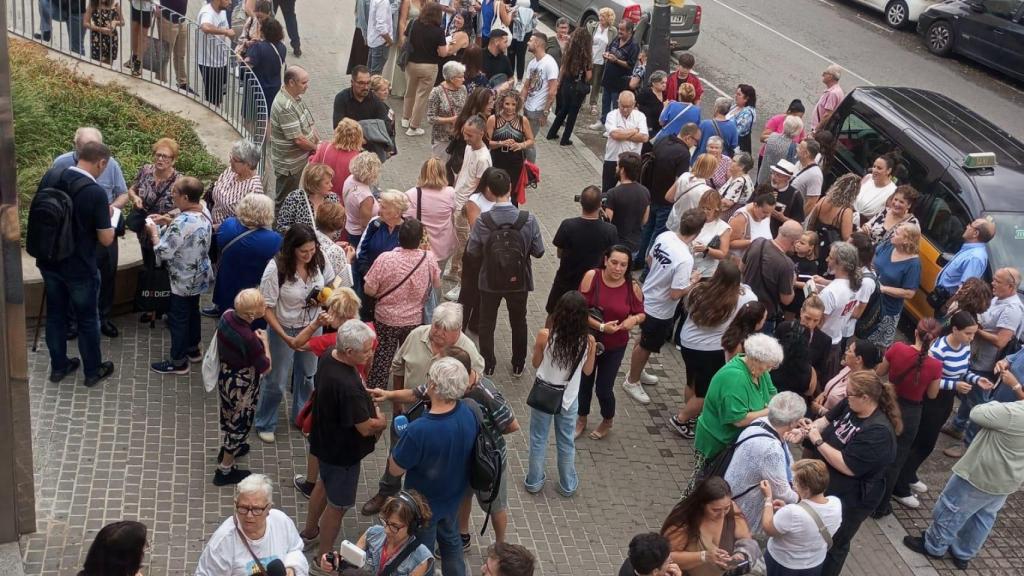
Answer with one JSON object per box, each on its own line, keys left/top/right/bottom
{"left": 552, "top": 216, "right": 619, "bottom": 288}
{"left": 770, "top": 320, "right": 831, "bottom": 397}
{"left": 601, "top": 38, "right": 638, "bottom": 91}
{"left": 742, "top": 238, "right": 795, "bottom": 317}
{"left": 649, "top": 136, "right": 691, "bottom": 206}
{"left": 332, "top": 89, "right": 390, "bottom": 130}
{"left": 769, "top": 185, "right": 805, "bottom": 236}
{"left": 636, "top": 88, "right": 664, "bottom": 136}
{"left": 814, "top": 399, "right": 895, "bottom": 509}
{"left": 409, "top": 21, "right": 446, "bottom": 65}
{"left": 604, "top": 182, "right": 651, "bottom": 253}
{"left": 35, "top": 167, "right": 112, "bottom": 277}
{"left": 309, "top": 353, "right": 377, "bottom": 466}
{"left": 483, "top": 48, "right": 514, "bottom": 80}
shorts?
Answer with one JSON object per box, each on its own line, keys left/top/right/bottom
{"left": 131, "top": 6, "right": 153, "bottom": 28}
{"left": 319, "top": 461, "right": 361, "bottom": 509}
{"left": 679, "top": 346, "right": 726, "bottom": 397}
{"left": 473, "top": 465, "right": 509, "bottom": 513}
{"left": 639, "top": 315, "right": 674, "bottom": 353}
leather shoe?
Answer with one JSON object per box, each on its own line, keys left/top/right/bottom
{"left": 951, "top": 556, "right": 970, "bottom": 570}
{"left": 902, "top": 535, "right": 943, "bottom": 560}
{"left": 49, "top": 357, "right": 81, "bottom": 383}
{"left": 84, "top": 361, "right": 115, "bottom": 388}
{"left": 360, "top": 493, "right": 387, "bottom": 516}
{"left": 101, "top": 320, "right": 119, "bottom": 338}
{"left": 34, "top": 31, "right": 51, "bottom": 41}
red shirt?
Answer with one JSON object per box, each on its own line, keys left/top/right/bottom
{"left": 666, "top": 71, "right": 704, "bottom": 104}
{"left": 582, "top": 271, "right": 644, "bottom": 351}
{"left": 884, "top": 342, "right": 942, "bottom": 402}
{"left": 307, "top": 321, "right": 378, "bottom": 379}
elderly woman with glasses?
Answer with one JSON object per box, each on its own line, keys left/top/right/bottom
{"left": 128, "top": 137, "right": 182, "bottom": 269}
{"left": 428, "top": 61, "right": 468, "bottom": 160}
{"left": 208, "top": 140, "right": 264, "bottom": 230}
{"left": 195, "top": 474, "right": 309, "bottom": 576}
{"left": 276, "top": 163, "right": 341, "bottom": 235}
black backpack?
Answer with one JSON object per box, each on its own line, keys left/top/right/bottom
{"left": 481, "top": 211, "right": 530, "bottom": 292}
{"left": 464, "top": 398, "right": 503, "bottom": 535}
{"left": 26, "top": 173, "right": 89, "bottom": 262}
{"left": 696, "top": 421, "right": 780, "bottom": 497}
{"left": 855, "top": 270, "right": 882, "bottom": 339}
{"left": 639, "top": 148, "right": 657, "bottom": 190}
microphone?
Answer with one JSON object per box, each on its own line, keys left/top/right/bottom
{"left": 393, "top": 415, "right": 409, "bottom": 436}
{"left": 266, "top": 559, "right": 287, "bottom": 576}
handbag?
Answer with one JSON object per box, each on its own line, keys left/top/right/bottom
{"left": 797, "top": 500, "right": 834, "bottom": 550}
{"left": 526, "top": 343, "right": 587, "bottom": 415}
{"left": 202, "top": 332, "right": 220, "bottom": 393}
{"left": 398, "top": 21, "right": 414, "bottom": 71}
{"left": 296, "top": 388, "right": 317, "bottom": 433}
{"left": 415, "top": 187, "right": 431, "bottom": 250}
{"left": 134, "top": 265, "right": 171, "bottom": 317}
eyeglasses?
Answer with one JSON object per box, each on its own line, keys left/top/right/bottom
{"left": 154, "top": 152, "right": 174, "bottom": 160}
{"left": 378, "top": 515, "right": 406, "bottom": 531}
{"left": 236, "top": 504, "right": 270, "bottom": 517}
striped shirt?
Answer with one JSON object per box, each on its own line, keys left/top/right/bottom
{"left": 210, "top": 169, "right": 263, "bottom": 225}
{"left": 930, "top": 336, "right": 973, "bottom": 391}
{"left": 270, "top": 90, "right": 317, "bottom": 176}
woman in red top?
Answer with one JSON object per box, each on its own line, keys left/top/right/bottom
{"left": 576, "top": 245, "right": 646, "bottom": 440}
{"left": 872, "top": 317, "right": 943, "bottom": 518}
{"left": 309, "top": 118, "right": 363, "bottom": 194}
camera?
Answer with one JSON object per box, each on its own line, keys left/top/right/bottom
{"left": 723, "top": 558, "right": 751, "bottom": 576}
{"left": 324, "top": 541, "right": 366, "bottom": 572}
{"left": 305, "top": 286, "right": 333, "bottom": 308}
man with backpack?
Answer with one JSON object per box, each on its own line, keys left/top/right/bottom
{"left": 466, "top": 169, "right": 545, "bottom": 378}
{"left": 28, "top": 141, "right": 117, "bottom": 388}
{"left": 637, "top": 123, "right": 698, "bottom": 266}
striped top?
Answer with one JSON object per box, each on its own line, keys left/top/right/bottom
{"left": 930, "top": 336, "right": 974, "bottom": 391}
{"left": 210, "top": 168, "right": 263, "bottom": 225}
{"left": 270, "top": 90, "right": 317, "bottom": 176}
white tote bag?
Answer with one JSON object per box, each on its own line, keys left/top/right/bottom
{"left": 202, "top": 332, "right": 220, "bottom": 392}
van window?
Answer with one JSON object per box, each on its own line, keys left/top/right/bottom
{"left": 915, "top": 181, "right": 969, "bottom": 255}
{"left": 982, "top": 0, "right": 1022, "bottom": 20}
{"left": 835, "top": 112, "right": 892, "bottom": 176}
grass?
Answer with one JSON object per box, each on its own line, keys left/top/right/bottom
{"left": 10, "top": 39, "right": 224, "bottom": 238}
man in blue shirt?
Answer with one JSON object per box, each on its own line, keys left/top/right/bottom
{"left": 936, "top": 218, "right": 994, "bottom": 292}
{"left": 694, "top": 97, "right": 739, "bottom": 158}
{"left": 52, "top": 127, "right": 130, "bottom": 338}
{"left": 389, "top": 357, "right": 478, "bottom": 576}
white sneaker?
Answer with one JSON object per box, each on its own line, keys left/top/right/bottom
{"left": 406, "top": 127, "right": 425, "bottom": 137}
{"left": 588, "top": 121, "right": 603, "bottom": 130}
{"left": 445, "top": 285, "right": 461, "bottom": 301}
{"left": 909, "top": 480, "right": 928, "bottom": 493}
{"left": 893, "top": 494, "right": 920, "bottom": 508}
{"left": 640, "top": 370, "right": 659, "bottom": 385}
{"left": 257, "top": 431, "right": 275, "bottom": 444}
{"left": 622, "top": 380, "right": 651, "bottom": 404}
{"left": 401, "top": 118, "right": 410, "bottom": 128}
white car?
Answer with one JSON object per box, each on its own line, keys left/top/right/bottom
{"left": 847, "top": 0, "right": 942, "bottom": 29}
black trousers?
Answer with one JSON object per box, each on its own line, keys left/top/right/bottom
{"left": 876, "top": 398, "right": 923, "bottom": 514}
{"left": 897, "top": 389, "right": 956, "bottom": 494}
{"left": 199, "top": 64, "right": 228, "bottom": 106}
{"left": 272, "top": 0, "right": 300, "bottom": 49}
{"left": 547, "top": 82, "right": 585, "bottom": 145}
{"left": 602, "top": 161, "right": 618, "bottom": 193}
{"left": 96, "top": 239, "right": 118, "bottom": 320}
{"left": 478, "top": 290, "right": 529, "bottom": 371}
{"left": 821, "top": 503, "right": 872, "bottom": 576}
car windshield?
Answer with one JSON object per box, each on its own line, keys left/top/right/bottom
{"left": 984, "top": 212, "right": 1024, "bottom": 278}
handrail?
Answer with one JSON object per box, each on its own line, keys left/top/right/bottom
{"left": 6, "top": 0, "right": 268, "bottom": 177}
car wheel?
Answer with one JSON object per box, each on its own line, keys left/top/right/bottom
{"left": 581, "top": 12, "right": 598, "bottom": 33}
{"left": 926, "top": 20, "right": 955, "bottom": 56}
{"left": 884, "top": 0, "right": 910, "bottom": 29}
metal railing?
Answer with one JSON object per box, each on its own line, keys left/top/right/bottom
{"left": 6, "top": 0, "right": 268, "bottom": 175}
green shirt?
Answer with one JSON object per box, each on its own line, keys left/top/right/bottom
{"left": 953, "top": 400, "right": 1024, "bottom": 495}
{"left": 694, "top": 355, "right": 778, "bottom": 460}
{"left": 270, "top": 90, "right": 317, "bottom": 176}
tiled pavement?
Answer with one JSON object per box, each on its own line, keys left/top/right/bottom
{"left": 18, "top": 1, "right": 1024, "bottom": 575}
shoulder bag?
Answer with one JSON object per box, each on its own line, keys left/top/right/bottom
{"left": 797, "top": 500, "right": 834, "bottom": 550}
{"left": 526, "top": 342, "right": 587, "bottom": 415}
{"left": 415, "top": 187, "right": 431, "bottom": 250}
{"left": 653, "top": 103, "right": 693, "bottom": 145}
{"left": 380, "top": 536, "right": 427, "bottom": 576}
{"left": 234, "top": 518, "right": 268, "bottom": 575}
{"left": 398, "top": 21, "right": 414, "bottom": 71}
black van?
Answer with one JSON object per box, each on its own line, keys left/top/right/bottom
{"left": 820, "top": 86, "right": 1024, "bottom": 321}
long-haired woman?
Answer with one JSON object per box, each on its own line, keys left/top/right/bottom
{"left": 78, "top": 520, "right": 147, "bottom": 576}
{"left": 660, "top": 477, "right": 760, "bottom": 572}
{"left": 806, "top": 173, "right": 858, "bottom": 273}
{"left": 487, "top": 90, "right": 534, "bottom": 206}
{"left": 940, "top": 277, "right": 992, "bottom": 320}
{"left": 671, "top": 262, "right": 756, "bottom": 439}
{"left": 546, "top": 26, "right": 593, "bottom": 146}
{"left": 525, "top": 291, "right": 597, "bottom": 497}
{"left": 721, "top": 301, "right": 767, "bottom": 361}
{"left": 866, "top": 222, "right": 921, "bottom": 347}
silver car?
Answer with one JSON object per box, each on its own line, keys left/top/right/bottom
{"left": 538, "top": 0, "right": 701, "bottom": 50}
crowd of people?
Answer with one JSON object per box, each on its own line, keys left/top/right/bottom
{"left": 28, "top": 2, "right": 1024, "bottom": 576}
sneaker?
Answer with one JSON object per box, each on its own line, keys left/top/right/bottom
{"left": 300, "top": 528, "right": 320, "bottom": 552}
{"left": 257, "top": 431, "right": 275, "bottom": 444}
{"left": 406, "top": 127, "right": 425, "bottom": 137}
{"left": 941, "top": 423, "right": 963, "bottom": 440}
{"left": 293, "top": 474, "right": 315, "bottom": 499}
{"left": 361, "top": 492, "right": 387, "bottom": 516}
{"left": 445, "top": 285, "right": 461, "bottom": 301}
{"left": 588, "top": 121, "right": 603, "bottom": 130}
{"left": 151, "top": 360, "right": 189, "bottom": 375}
{"left": 401, "top": 118, "right": 410, "bottom": 128}
{"left": 511, "top": 365, "right": 524, "bottom": 379}
{"left": 84, "top": 361, "right": 115, "bottom": 388}
{"left": 909, "top": 480, "right": 928, "bottom": 493}
{"left": 460, "top": 533, "right": 471, "bottom": 551}
{"left": 943, "top": 443, "right": 965, "bottom": 459}
{"left": 49, "top": 357, "right": 81, "bottom": 383}
{"left": 213, "top": 466, "right": 251, "bottom": 486}
{"left": 200, "top": 305, "right": 221, "bottom": 318}
{"left": 187, "top": 348, "right": 203, "bottom": 363}
{"left": 622, "top": 379, "right": 651, "bottom": 404}
{"left": 484, "top": 366, "right": 495, "bottom": 377}
{"left": 640, "top": 369, "right": 659, "bottom": 386}
{"left": 668, "top": 416, "right": 692, "bottom": 439}
{"left": 893, "top": 494, "right": 920, "bottom": 508}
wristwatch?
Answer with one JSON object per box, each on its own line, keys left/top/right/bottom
{"left": 599, "top": 323, "right": 606, "bottom": 333}
{"left": 813, "top": 438, "right": 825, "bottom": 447}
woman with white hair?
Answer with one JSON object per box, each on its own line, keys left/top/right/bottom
{"left": 695, "top": 97, "right": 739, "bottom": 157}
{"left": 704, "top": 136, "right": 733, "bottom": 190}
{"left": 723, "top": 391, "right": 807, "bottom": 535}
{"left": 356, "top": 191, "right": 412, "bottom": 319}
{"left": 691, "top": 333, "right": 782, "bottom": 486}
{"left": 757, "top": 115, "right": 803, "bottom": 185}
{"left": 427, "top": 61, "right": 468, "bottom": 160}
{"left": 208, "top": 193, "right": 283, "bottom": 317}
{"left": 195, "top": 474, "right": 309, "bottom": 576}
{"left": 208, "top": 140, "right": 264, "bottom": 230}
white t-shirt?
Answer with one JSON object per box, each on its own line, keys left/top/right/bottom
{"left": 194, "top": 509, "right": 310, "bottom": 576}
{"left": 454, "top": 145, "right": 492, "bottom": 210}
{"left": 843, "top": 267, "right": 877, "bottom": 338}
{"left": 260, "top": 258, "right": 336, "bottom": 330}
{"left": 197, "top": 4, "right": 230, "bottom": 68}
{"left": 591, "top": 25, "right": 611, "bottom": 64}
{"left": 679, "top": 284, "right": 757, "bottom": 351}
{"left": 693, "top": 218, "right": 732, "bottom": 278}
{"left": 853, "top": 178, "right": 896, "bottom": 222}
{"left": 603, "top": 108, "right": 649, "bottom": 161}
{"left": 643, "top": 231, "right": 694, "bottom": 320}
{"left": 818, "top": 278, "right": 857, "bottom": 344}
{"left": 524, "top": 54, "right": 559, "bottom": 112}
{"left": 791, "top": 163, "right": 823, "bottom": 201}
{"left": 665, "top": 175, "right": 710, "bottom": 238}
{"left": 468, "top": 192, "right": 496, "bottom": 214}
{"left": 766, "top": 497, "right": 843, "bottom": 570}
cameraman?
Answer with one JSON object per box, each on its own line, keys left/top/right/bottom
{"left": 544, "top": 185, "right": 618, "bottom": 327}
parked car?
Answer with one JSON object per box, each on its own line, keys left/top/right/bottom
{"left": 845, "top": 0, "right": 941, "bottom": 29}
{"left": 820, "top": 86, "right": 1024, "bottom": 321}
{"left": 537, "top": 0, "right": 701, "bottom": 51}
{"left": 917, "top": 0, "right": 1024, "bottom": 82}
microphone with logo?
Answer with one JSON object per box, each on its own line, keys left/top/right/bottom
{"left": 266, "top": 559, "right": 287, "bottom": 576}
{"left": 393, "top": 414, "right": 409, "bottom": 436}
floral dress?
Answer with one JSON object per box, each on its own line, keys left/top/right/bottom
{"left": 154, "top": 211, "right": 215, "bottom": 296}
{"left": 133, "top": 164, "right": 180, "bottom": 216}
{"left": 90, "top": 4, "right": 120, "bottom": 63}
{"left": 427, "top": 84, "right": 468, "bottom": 147}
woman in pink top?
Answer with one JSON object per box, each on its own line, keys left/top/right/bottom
{"left": 342, "top": 151, "right": 382, "bottom": 245}
{"left": 758, "top": 100, "right": 806, "bottom": 159}
{"left": 309, "top": 118, "right": 363, "bottom": 194}
{"left": 403, "top": 157, "right": 457, "bottom": 263}
{"left": 811, "top": 338, "right": 881, "bottom": 417}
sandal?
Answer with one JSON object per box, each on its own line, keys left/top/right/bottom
{"left": 574, "top": 417, "right": 587, "bottom": 439}
{"left": 589, "top": 420, "right": 613, "bottom": 440}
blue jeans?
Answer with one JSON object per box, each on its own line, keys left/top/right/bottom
{"left": 43, "top": 0, "right": 85, "bottom": 54}
{"left": 416, "top": 510, "right": 464, "bottom": 576}
{"left": 40, "top": 268, "right": 102, "bottom": 377}
{"left": 951, "top": 371, "right": 994, "bottom": 445}
{"left": 525, "top": 400, "right": 579, "bottom": 496}
{"left": 39, "top": 0, "right": 52, "bottom": 33}
{"left": 254, "top": 325, "right": 320, "bottom": 433}
{"left": 167, "top": 294, "right": 201, "bottom": 366}
{"left": 639, "top": 204, "right": 672, "bottom": 267}
{"left": 600, "top": 88, "right": 619, "bottom": 123}
{"left": 368, "top": 44, "right": 388, "bottom": 75}
{"left": 924, "top": 474, "right": 1008, "bottom": 561}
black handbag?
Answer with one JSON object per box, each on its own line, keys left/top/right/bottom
{"left": 526, "top": 376, "right": 566, "bottom": 415}
{"left": 135, "top": 265, "right": 171, "bottom": 316}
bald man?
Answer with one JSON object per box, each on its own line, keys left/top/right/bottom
{"left": 743, "top": 220, "right": 803, "bottom": 334}
{"left": 601, "top": 90, "right": 649, "bottom": 192}
{"left": 935, "top": 218, "right": 995, "bottom": 295}
{"left": 270, "top": 65, "right": 319, "bottom": 206}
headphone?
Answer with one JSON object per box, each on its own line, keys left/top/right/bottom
{"left": 394, "top": 491, "right": 424, "bottom": 532}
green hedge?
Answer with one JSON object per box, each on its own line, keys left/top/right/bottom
{"left": 11, "top": 39, "right": 223, "bottom": 238}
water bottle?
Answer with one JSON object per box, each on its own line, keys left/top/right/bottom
{"left": 393, "top": 414, "right": 409, "bottom": 436}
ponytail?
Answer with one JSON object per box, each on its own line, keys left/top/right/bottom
{"left": 914, "top": 317, "right": 941, "bottom": 373}
{"left": 849, "top": 370, "right": 903, "bottom": 436}
{"left": 878, "top": 382, "right": 903, "bottom": 436}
